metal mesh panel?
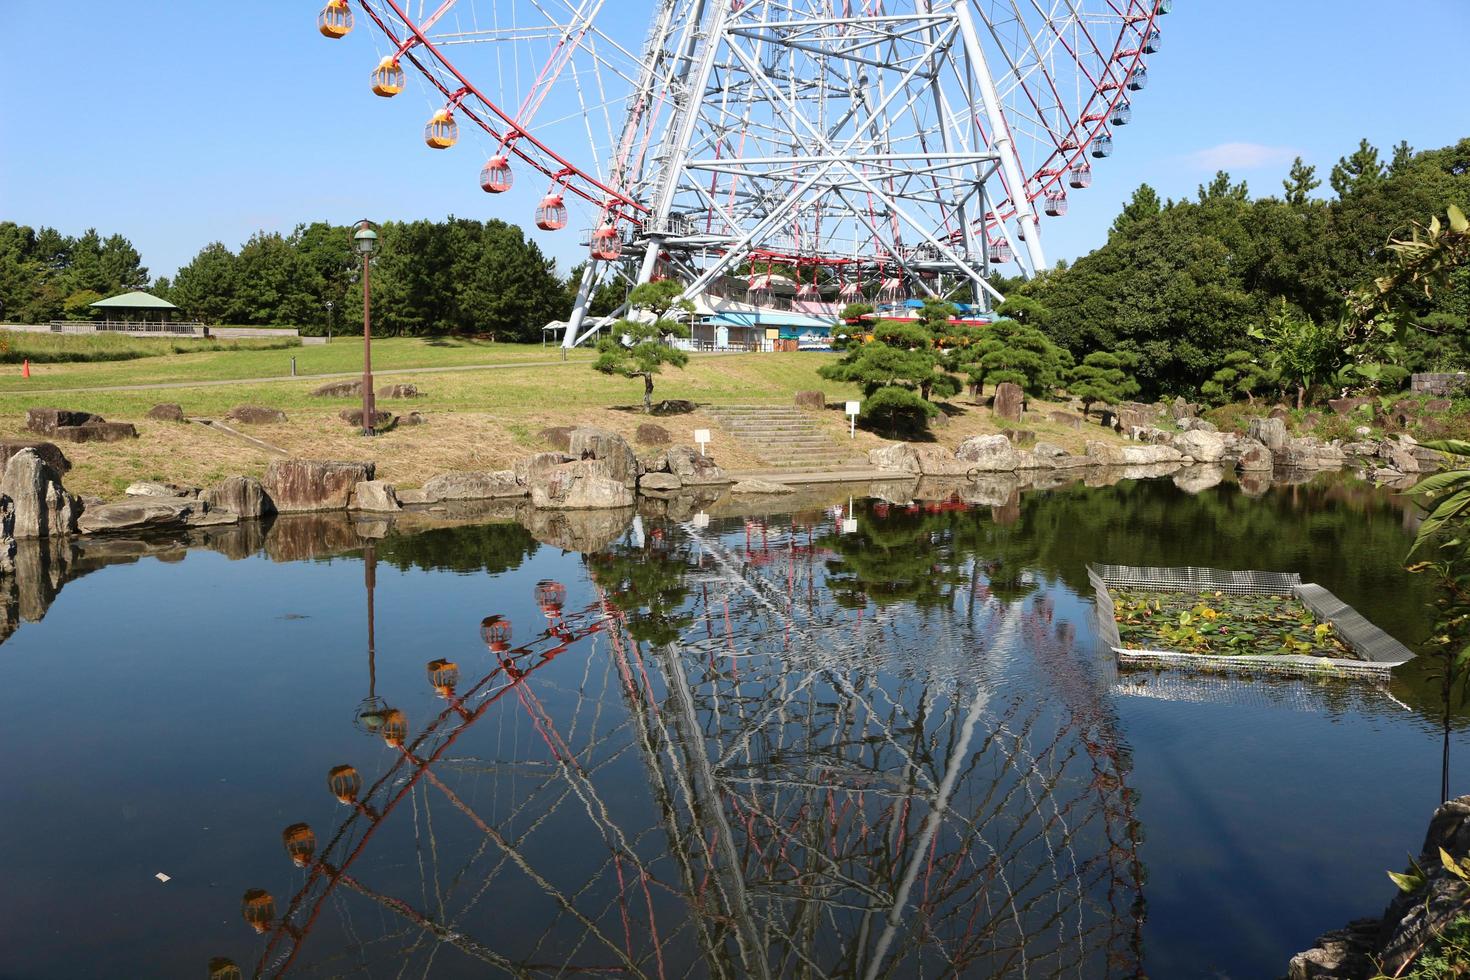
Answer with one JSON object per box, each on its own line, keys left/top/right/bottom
{"left": 1294, "top": 583, "right": 1415, "bottom": 666}
{"left": 1091, "top": 563, "right": 1301, "bottom": 595}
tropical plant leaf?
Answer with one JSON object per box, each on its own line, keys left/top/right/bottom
{"left": 1422, "top": 440, "right": 1470, "bottom": 458}
{"left": 1388, "top": 869, "right": 1426, "bottom": 893}
{"left": 1406, "top": 470, "right": 1470, "bottom": 498}
{"left": 1450, "top": 204, "right": 1469, "bottom": 234}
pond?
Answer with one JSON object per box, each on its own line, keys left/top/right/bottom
{"left": 0, "top": 471, "right": 1458, "bottom": 978}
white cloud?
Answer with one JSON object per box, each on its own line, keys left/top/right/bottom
{"left": 1180, "top": 142, "right": 1300, "bottom": 171}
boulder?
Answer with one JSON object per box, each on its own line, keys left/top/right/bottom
{"left": 1427, "top": 398, "right": 1453, "bottom": 412}
{"left": 568, "top": 427, "right": 639, "bottom": 488}
{"left": 146, "top": 403, "right": 185, "bottom": 422}
{"left": 337, "top": 408, "right": 396, "bottom": 429}
{"left": 421, "top": 470, "right": 525, "bottom": 501}
{"left": 794, "top": 390, "right": 826, "bottom": 410}
{"left": 515, "top": 452, "right": 576, "bottom": 487}
{"left": 351, "top": 480, "right": 401, "bottom": 512}
{"left": 1329, "top": 396, "right": 1372, "bottom": 417}
{"left": 956, "top": 434, "right": 1021, "bottom": 472}
{"left": 524, "top": 508, "right": 634, "bottom": 554}
{"left": 53, "top": 421, "right": 137, "bottom": 443}
{"left": 1377, "top": 440, "right": 1421, "bottom": 474}
{"left": 1086, "top": 441, "right": 1183, "bottom": 466}
{"left": 991, "top": 382, "right": 1025, "bottom": 422}
{"left": 396, "top": 488, "right": 432, "bottom": 505}
{"left": 125, "top": 481, "right": 199, "bottom": 499}
{"left": 529, "top": 460, "right": 636, "bottom": 510}
{"left": 0, "top": 442, "right": 70, "bottom": 478}
{"left": 0, "top": 449, "right": 80, "bottom": 538}
{"left": 188, "top": 509, "right": 241, "bottom": 528}
{"left": 1048, "top": 411, "right": 1084, "bottom": 430}
{"left": 1178, "top": 417, "right": 1218, "bottom": 433}
{"left": 869, "top": 442, "right": 970, "bottom": 476}
{"left": 1171, "top": 429, "right": 1228, "bottom": 463}
{"left": 1269, "top": 404, "right": 1292, "bottom": 420}
{"left": 662, "top": 446, "right": 730, "bottom": 485}
{"left": 225, "top": 405, "right": 287, "bottom": 425}
{"left": 635, "top": 423, "right": 671, "bottom": 446}
{"left": 399, "top": 411, "right": 427, "bottom": 426}
{"left": 26, "top": 408, "right": 101, "bottom": 435}
{"left": 262, "top": 459, "right": 374, "bottom": 512}
{"left": 201, "top": 476, "right": 273, "bottom": 519}
{"left": 310, "top": 380, "right": 362, "bottom": 398}
{"left": 77, "top": 498, "right": 195, "bottom": 535}
{"left": 650, "top": 399, "right": 697, "bottom": 416}
{"left": 1115, "top": 406, "right": 1154, "bottom": 432}
{"left": 1169, "top": 396, "right": 1195, "bottom": 420}
{"left": 1235, "top": 440, "right": 1274, "bottom": 473}
{"left": 377, "top": 383, "right": 421, "bottom": 399}
{"left": 1275, "top": 437, "right": 1347, "bottom": 471}
{"left": 538, "top": 426, "right": 574, "bottom": 451}
{"left": 1247, "top": 416, "right": 1289, "bottom": 450}
{"left": 639, "top": 472, "right": 682, "bottom": 492}
{"left": 1002, "top": 429, "right": 1036, "bottom": 446}
{"left": 730, "top": 479, "right": 796, "bottom": 495}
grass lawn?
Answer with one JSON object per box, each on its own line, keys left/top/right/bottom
{"left": 0, "top": 336, "right": 588, "bottom": 391}
{"left": 0, "top": 337, "right": 1121, "bottom": 498}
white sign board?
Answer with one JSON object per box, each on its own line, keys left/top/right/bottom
{"left": 845, "top": 401, "right": 861, "bottom": 416}
{"left": 845, "top": 401, "right": 860, "bottom": 439}
{"left": 694, "top": 428, "right": 711, "bottom": 455}
{"left": 842, "top": 518, "right": 859, "bottom": 535}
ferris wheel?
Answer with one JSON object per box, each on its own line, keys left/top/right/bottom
{"left": 316, "top": 0, "right": 1171, "bottom": 345}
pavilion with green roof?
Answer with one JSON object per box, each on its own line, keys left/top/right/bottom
{"left": 86, "top": 291, "right": 200, "bottom": 333}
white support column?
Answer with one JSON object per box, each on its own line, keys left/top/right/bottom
{"left": 953, "top": 0, "right": 1047, "bottom": 274}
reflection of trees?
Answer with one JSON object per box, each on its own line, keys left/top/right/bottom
{"left": 213, "top": 520, "right": 1144, "bottom": 977}
{"left": 371, "top": 522, "right": 540, "bottom": 575}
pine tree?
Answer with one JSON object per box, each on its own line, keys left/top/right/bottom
{"left": 592, "top": 280, "right": 691, "bottom": 411}
{"left": 1068, "top": 351, "right": 1140, "bottom": 417}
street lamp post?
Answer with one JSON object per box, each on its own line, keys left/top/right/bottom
{"left": 352, "top": 221, "right": 379, "bottom": 436}
{"left": 324, "top": 299, "right": 334, "bottom": 343}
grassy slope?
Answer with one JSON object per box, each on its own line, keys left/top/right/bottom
{"left": 0, "top": 338, "right": 1119, "bottom": 497}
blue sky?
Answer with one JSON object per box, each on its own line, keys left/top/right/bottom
{"left": 2, "top": 1, "right": 1467, "bottom": 279}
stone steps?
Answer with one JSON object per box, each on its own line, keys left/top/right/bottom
{"left": 707, "top": 405, "right": 865, "bottom": 468}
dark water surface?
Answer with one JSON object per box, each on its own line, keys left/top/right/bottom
{"left": 0, "top": 473, "right": 1458, "bottom": 978}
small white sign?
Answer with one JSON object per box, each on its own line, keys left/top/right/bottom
{"left": 842, "top": 518, "right": 859, "bottom": 535}
{"left": 692, "top": 512, "right": 710, "bottom": 529}
{"left": 694, "top": 428, "right": 711, "bottom": 442}
{"left": 845, "top": 401, "right": 861, "bottom": 416}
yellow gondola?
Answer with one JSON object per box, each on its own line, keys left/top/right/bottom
{"left": 317, "top": 0, "right": 353, "bottom": 38}
{"left": 371, "top": 57, "right": 405, "bottom": 97}
{"left": 424, "top": 109, "right": 458, "bottom": 150}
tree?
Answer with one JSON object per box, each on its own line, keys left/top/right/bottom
{"left": 171, "top": 242, "right": 238, "bottom": 325}
{"left": 1069, "top": 351, "right": 1139, "bottom": 417}
{"left": 1283, "top": 157, "right": 1322, "bottom": 207}
{"left": 1249, "top": 302, "right": 1342, "bottom": 409}
{"left": 948, "top": 316, "right": 1069, "bottom": 396}
{"left": 1199, "top": 350, "right": 1278, "bottom": 405}
{"left": 61, "top": 289, "right": 103, "bottom": 321}
{"left": 1330, "top": 138, "right": 1386, "bottom": 198}
{"left": 819, "top": 300, "right": 962, "bottom": 434}
{"left": 1110, "top": 184, "right": 1162, "bottom": 238}
{"left": 591, "top": 280, "right": 691, "bottom": 411}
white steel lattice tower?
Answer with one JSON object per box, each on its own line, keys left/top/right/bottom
{"left": 323, "top": 0, "right": 1170, "bottom": 345}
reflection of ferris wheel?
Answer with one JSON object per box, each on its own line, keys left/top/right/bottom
{"left": 316, "top": 0, "right": 1172, "bottom": 343}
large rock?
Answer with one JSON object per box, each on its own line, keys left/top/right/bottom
{"left": 1235, "top": 440, "right": 1274, "bottom": 473}
{"left": 226, "top": 405, "right": 287, "bottom": 425}
{"left": 1178, "top": 417, "right": 1218, "bottom": 433}
{"left": 377, "top": 383, "right": 420, "bottom": 399}
{"left": 635, "top": 423, "right": 671, "bottom": 446}
{"left": 991, "top": 382, "right": 1024, "bottom": 421}
{"left": 1172, "top": 465, "right": 1225, "bottom": 495}
{"left": 868, "top": 442, "right": 970, "bottom": 476}
{"left": 1169, "top": 396, "right": 1195, "bottom": 420}
{"left": 730, "top": 479, "right": 796, "bottom": 495}
{"left": 262, "top": 459, "right": 374, "bottom": 512}
{"left": 1048, "top": 411, "right": 1084, "bottom": 430}
{"left": 1171, "top": 429, "right": 1228, "bottom": 463}
{"left": 529, "top": 460, "right": 636, "bottom": 510}
{"left": 1377, "top": 440, "right": 1421, "bottom": 474}
{"left": 0, "top": 449, "right": 80, "bottom": 538}
{"left": 524, "top": 508, "right": 633, "bottom": 554}
{"left": 147, "top": 403, "right": 185, "bottom": 422}
{"left": 201, "top": 476, "right": 273, "bottom": 518}
{"left": 77, "top": 498, "right": 195, "bottom": 535}
{"left": 538, "top": 427, "right": 574, "bottom": 451}
{"left": 1275, "top": 437, "right": 1347, "bottom": 471}
{"left": 310, "top": 379, "right": 362, "bottom": 398}
{"left": 421, "top": 470, "right": 525, "bottom": 501}
{"left": 53, "top": 421, "right": 138, "bottom": 443}
{"left": 515, "top": 452, "right": 577, "bottom": 486}
{"left": 1086, "top": 441, "right": 1183, "bottom": 466}
{"left": 0, "top": 442, "right": 70, "bottom": 479}
{"left": 338, "top": 408, "right": 396, "bottom": 429}
{"left": 26, "top": 409, "right": 100, "bottom": 435}
{"left": 956, "top": 434, "right": 1021, "bottom": 472}
{"left": 125, "top": 481, "right": 199, "bottom": 499}
{"left": 568, "top": 427, "right": 639, "bottom": 488}
{"left": 639, "top": 472, "right": 682, "bottom": 492}
{"left": 660, "top": 446, "right": 730, "bottom": 485}
{"left": 794, "top": 390, "right": 826, "bottom": 410}
{"left": 1247, "top": 416, "right": 1289, "bottom": 450}
{"left": 351, "top": 480, "right": 401, "bottom": 512}
{"left": 1329, "top": 396, "right": 1373, "bottom": 417}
